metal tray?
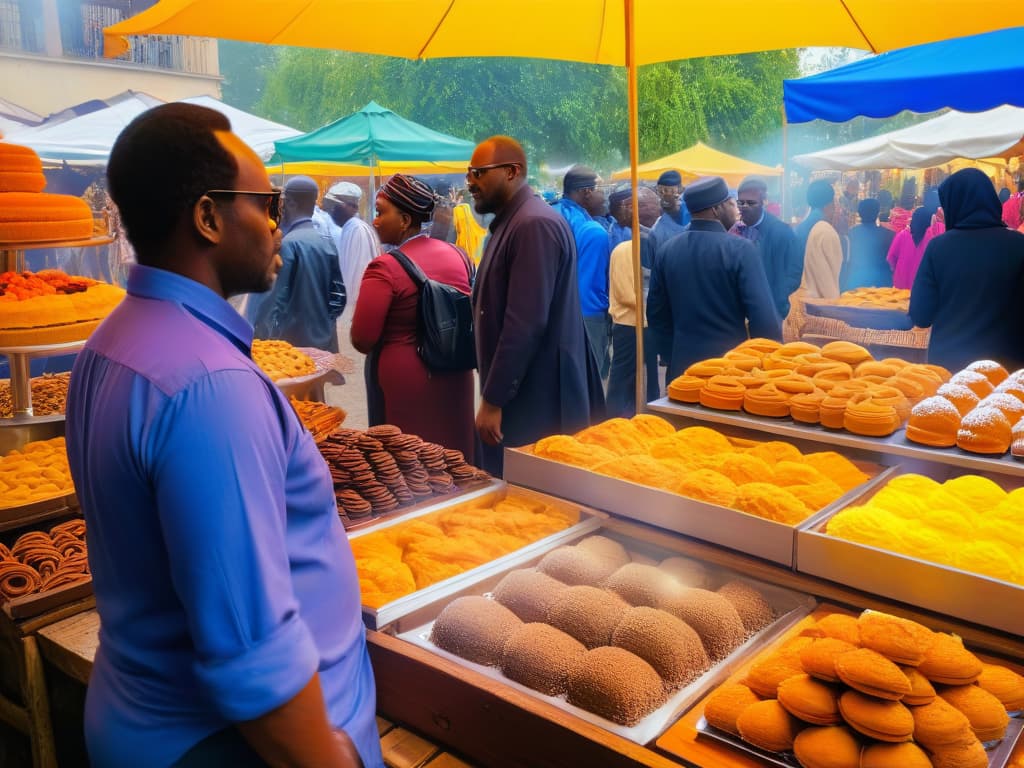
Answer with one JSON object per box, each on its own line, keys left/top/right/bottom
{"left": 648, "top": 397, "right": 1024, "bottom": 479}
{"left": 395, "top": 529, "right": 816, "bottom": 745}
{"left": 696, "top": 714, "right": 1024, "bottom": 768}
{"left": 503, "top": 445, "right": 895, "bottom": 567}
{"left": 351, "top": 482, "right": 607, "bottom": 630}
{"left": 797, "top": 473, "right": 1024, "bottom": 636}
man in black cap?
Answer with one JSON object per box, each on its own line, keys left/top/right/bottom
{"left": 555, "top": 164, "right": 613, "bottom": 380}
{"left": 608, "top": 183, "right": 634, "bottom": 247}
{"left": 653, "top": 169, "right": 691, "bottom": 244}
{"left": 647, "top": 176, "right": 781, "bottom": 380}
{"left": 731, "top": 175, "right": 803, "bottom": 319}
{"left": 252, "top": 175, "right": 346, "bottom": 352}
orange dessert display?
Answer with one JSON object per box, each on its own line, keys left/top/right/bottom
{"left": 0, "top": 269, "right": 125, "bottom": 346}
{"left": 906, "top": 396, "right": 961, "bottom": 448}
{"left": 0, "top": 437, "right": 74, "bottom": 508}
{"left": 251, "top": 338, "right": 316, "bottom": 380}
{"left": 0, "top": 142, "right": 93, "bottom": 242}
{"left": 956, "top": 406, "right": 1012, "bottom": 455}
{"left": 0, "top": 517, "right": 89, "bottom": 601}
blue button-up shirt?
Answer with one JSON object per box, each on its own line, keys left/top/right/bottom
{"left": 65, "top": 264, "right": 382, "bottom": 768}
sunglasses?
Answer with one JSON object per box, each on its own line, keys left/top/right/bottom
{"left": 466, "top": 162, "right": 520, "bottom": 180}
{"left": 205, "top": 188, "right": 283, "bottom": 226}
{"left": 736, "top": 199, "right": 762, "bottom": 208}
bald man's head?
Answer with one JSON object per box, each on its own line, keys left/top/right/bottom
{"left": 468, "top": 135, "right": 528, "bottom": 214}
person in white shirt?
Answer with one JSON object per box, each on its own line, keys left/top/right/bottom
{"left": 323, "top": 181, "right": 380, "bottom": 322}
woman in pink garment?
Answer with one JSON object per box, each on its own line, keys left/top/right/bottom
{"left": 887, "top": 207, "right": 934, "bottom": 289}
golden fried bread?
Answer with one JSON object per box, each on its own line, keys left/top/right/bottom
{"left": 776, "top": 674, "right": 842, "bottom": 725}
{"left": 900, "top": 665, "right": 936, "bottom": 705}
{"left": 802, "top": 613, "right": 860, "bottom": 646}
{"left": 820, "top": 341, "right": 873, "bottom": 366}
{"left": 949, "top": 370, "right": 994, "bottom": 399}
{"left": 792, "top": 725, "right": 862, "bottom": 768}
{"left": 837, "top": 690, "right": 913, "bottom": 742}
{"left": 744, "top": 637, "right": 813, "bottom": 698}
{"left": 938, "top": 683, "right": 1009, "bottom": 742}
{"left": 936, "top": 382, "right": 981, "bottom": 417}
{"left": 918, "top": 633, "right": 983, "bottom": 685}
{"left": 799, "top": 637, "right": 858, "bottom": 682}
{"left": 976, "top": 662, "right": 1024, "bottom": 711}
{"left": 735, "top": 699, "right": 804, "bottom": 752}
{"left": 909, "top": 697, "right": 975, "bottom": 749}
{"left": 926, "top": 740, "right": 989, "bottom": 768}
{"left": 860, "top": 742, "right": 932, "bottom": 768}
{"left": 906, "top": 396, "right": 961, "bottom": 448}
{"left": 857, "top": 611, "right": 935, "bottom": 666}
{"left": 702, "top": 683, "right": 761, "bottom": 736}
{"left": 833, "top": 647, "right": 912, "bottom": 700}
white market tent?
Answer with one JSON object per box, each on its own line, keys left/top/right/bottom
{"left": 793, "top": 104, "right": 1024, "bottom": 171}
{"left": 10, "top": 91, "right": 300, "bottom": 165}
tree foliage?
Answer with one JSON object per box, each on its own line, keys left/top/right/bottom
{"left": 252, "top": 49, "right": 800, "bottom": 170}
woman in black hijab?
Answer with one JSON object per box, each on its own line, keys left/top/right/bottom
{"left": 909, "top": 168, "right": 1024, "bottom": 372}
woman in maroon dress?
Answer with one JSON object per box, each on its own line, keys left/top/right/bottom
{"left": 351, "top": 174, "right": 476, "bottom": 462}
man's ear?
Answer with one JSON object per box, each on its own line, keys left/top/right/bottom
{"left": 193, "top": 195, "right": 222, "bottom": 245}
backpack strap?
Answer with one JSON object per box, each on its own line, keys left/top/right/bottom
{"left": 389, "top": 248, "right": 429, "bottom": 287}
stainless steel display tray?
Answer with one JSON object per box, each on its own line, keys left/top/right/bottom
{"left": 394, "top": 527, "right": 815, "bottom": 745}
{"left": 696, "top": 714, "right": 1024, "bottom": 768}
{"left": 350, "top": 482, "right": 607, "bottom": 631}
{"left": 503, "top": 445, "right": 895, "bottom": 567}
{"left": 797, "top": 475, "right": 1024, "bottom": 636}
{"left": 648, "top": 397, "right": 1024, "bottom": 479}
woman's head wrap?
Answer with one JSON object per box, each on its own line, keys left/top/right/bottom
{"left": 910, "top": 207, "right": 932, "bottom": 245}
{"left": 378, "top": 173, "right": 436, "bottom": 217}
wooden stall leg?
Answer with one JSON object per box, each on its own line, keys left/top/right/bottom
{"left": 21, "top": 637, "right": 57, "bottom": 768}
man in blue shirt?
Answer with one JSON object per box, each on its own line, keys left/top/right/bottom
{"left": 555, "top": 165, "right": 612, "bottom": 379}
{"left": 65, "top": 103, "right": 381, "bottom": 768}
{"left": 652, "top": 169, "right": 691, "bottom": 244}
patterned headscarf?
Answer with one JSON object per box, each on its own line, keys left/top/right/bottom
{"left": 378, "top": 173, "right": 436, "bottom": 217}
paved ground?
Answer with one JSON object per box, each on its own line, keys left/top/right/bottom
{"left": 324, "top": 320, "right": 369, "bottom": 430}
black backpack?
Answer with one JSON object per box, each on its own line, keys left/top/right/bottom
{"left": 390, "top": 247, "right": 477, "bottom": 372}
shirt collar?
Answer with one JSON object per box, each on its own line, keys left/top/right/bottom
{"left": 489, "top": 185, "right": 534, "bottom": 233}
{"left": 749, "top": 211, "right": 766, "bottom": 228}
{"left": 127, "top": 264, "right": 254, "bottom": 353}
{"left": 281, "top": 216, "right": 313, "bottom": 237}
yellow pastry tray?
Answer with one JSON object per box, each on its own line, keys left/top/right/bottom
{"left": 0, "top": 318, "right": 102, "bottom": 347}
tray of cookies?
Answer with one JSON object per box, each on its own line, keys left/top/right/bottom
{"left": 350, "top": 482, "right": 603, "bottom": 630}
{"left": 0, "top": 372, "right": 70, "bottom": 419}
{"left": 0, "top": 435, "right": 78, "bottom": 532}
{"left": 503, "top": 413, "right": 893, "bottom": 566}
{"left": 671, "top": 607, "right": 1024, "bottom": 768}
{"left": 1, "top": 514, "right": 91, "bottom": 622}
{"left": 393, "top": 526, "right": 815, "bottom": 745}
{"left": 796, "top": 470, "right": 1024, "bottom": 636}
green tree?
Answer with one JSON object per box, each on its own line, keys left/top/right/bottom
{"left": 218, "top": 41, "right": 282, "bottom": 113}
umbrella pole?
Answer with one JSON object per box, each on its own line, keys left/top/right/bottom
{"left": 626, "top": 0, "right": 645, "bottom": 416}
{"left": 781, "top": 107, "right": 789, "bottom": 222}
{"left": 367, "top": 154, "right": 377, "bottom": 222}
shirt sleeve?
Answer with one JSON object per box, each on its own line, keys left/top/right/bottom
{"left": 909, "top": 245, "right": 938, "bottom": 328}
{"left": 480, "top": 218, "right": 561, "bottom": 408}
{"left": 608, "top": 242, "right": 633, "bottom": 313}
{"left": 147, "top": 370, "right": 318, "bottom": 722}
{"left": 578, "top": 223, "right": 612, "bottom": 303}
{"left": 350, "top": 257, "right": 395, "bottom": 354}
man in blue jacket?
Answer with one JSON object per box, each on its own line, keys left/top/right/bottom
{"left": 555, "top": 165, "right": 613, "bottom": 379}
{"left": 648, "top": 176, "right": 781, "bottom": 379}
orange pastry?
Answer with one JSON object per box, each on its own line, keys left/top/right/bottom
{"left": 858, "top": 611, "right": 935, "bottom": 666}
{"left": 789, "top": 388, "right": 827, "bottom": 424}
{"left": 921, "top": 363, "right": 953, "bottom": 383}
{"left": 1012, "top": 416, "right": 1024, "bottom": 458}
{"left": 673, "top": 469, "right": 739, "bottom": 508}
{"left": 843, "top": 395, "right": 902, "bottom": 437}
{"left": 802, "top": 452, "right": 869, "bottom": 492}
{"left": 977, "top": 392, "right": 1024, "bottom": 423}
{"left": 860, "top": 742, "right": 932, "bottom": 768}
{"left": 811, "top": 362, "right": 855, "bottom": 386}
{"left": 735, "top": 699, "right": 804, "bottom": 752}
{"left": 819, "top": 394, "right": 852, "bottom": 429}
{"left": 777, "top": 674, "right": 842, "bottom": 725}
{"left": 918, "top": 633, "right": 983, "bottom": 685}
{"left": 742, "top": 383, "right": 790, "bottom": 417}
{"left": 777, "top": 341, "right": 822, "bottom": 358}
{"left": 799, "top": 637, "right": 858, "bottom": 682}
{"left": 629, "top": 414, "right": 676, "bottom": 442}
{"left": 884, "top": 373, "right": 927, "bottom": 401}
{"left": 938, "top": 684, "right": 1009, "bottom": 742}
{"left": 667, "top": 374, "right": 705, "bottom": 403}
{"left": 994, "top": 373, "right": 1024, "bottom": 400}
{"left": 837, "top": 690, "right": 914, "bottom": 742}
{"left": 909, "top": 697, "right": 975, "bottom": 749}
{"left": 743, "top": 637, "right": 812, "bottom": 697}
{"left": 949, "top": 370, "right": 994, "bottom": 399}
{"left": 762, "top": 353, "right": 801, "bottom": 372}
{"left": 794, "top": 353, "right": 837, "bottom": 378}
{"left": 856, "top": 360, "right": 902, "bottom": 378}
{"left": 774, "top": 373, "right": 817, "bottom": 397}
{"left": 673, "top": 426, "right": 734, "bottom": 455}
{"left": 956, "top": 406, "right": 1012, "bottom": 455}
{"left": 532, "top": 435, "right": 618, "bottom": 469}
{"left": 735, "top": 337, "right": 782, "bottom": 356}
{"left": 575, "top": 418, "right": 648, "bottom": 455}
{"left": 901, "top": 666, "right": 937, "bottom": 705}
{"left": 976, "top": 663, "right": 1024, "bottom": 712}
{"left": 866, "top": 384, "right": 912, "bottom": 421}
{"left": 0, "top": 191, "right": 94, "bottom": 243}
{"left": 699, "top": 375, "right": 747, "bottom": 410}
{"left": 703, "top": 683, "right": 761, "bottom": 736}
{"left": 834, "top": 647, "right": 913, "bottom": 700}
{"left": 800, "top": 613, "right": 860, "bottom": 646}
{"left": 709, "top": 453, "right": 773, "bottom": 485}
{"left": 820, "top": 341, "right": 873, "bottom": 366}
{"left": 906, "top": 396, "right": 961, "bottom": 448}
{"left": 685, "top": 357, "right": 733, "bottom": 378}
{"left": 965, "top": 359, "right": 1009, "bottom": 386}
{"left": 792, "top": 726, "right": 861, "bottom": 768}
{"left": 745, "top": 440, "right": 804, "bottom": 465}
{"left": 721, "top": 351, "right": 762, "bottom": 371}
{"left": 734, "top": 482, "right": 810, "bottom": 524}
{"left": 935, "top": 382, "right": 981, "bottom": 417}
{"left": 927, "top": 740, "right": 989, "bottom": 768}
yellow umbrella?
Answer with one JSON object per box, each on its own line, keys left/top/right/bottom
{"left": 611, "top": 142, "right": 781, "bottom": 187}
{"left": 102, "top": 2, "right": 1024, "bottom": 411}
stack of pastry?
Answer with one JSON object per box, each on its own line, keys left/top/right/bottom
{"left": 0, "top": 437, "right": 74, "bottom": 509}
{"left": 288, "top": 397, "right": 345, "bottom": 442}
{"left": 0, "top": 141, "right": 94, "bottom": 243}
{"left": 251, "top": 339, "right": 317, "bottom": 380}
{"left": 0, "top": 518, "right": 89, "bottom": 601}
{"left": 825, "top": 473, "right": 1023, "bottom": 585}
{"left": 351, "top": 491, "right": 579, "bottom": 607}
{"left": 702, "top": 609, "right": 1020, "bottom": 768}
{"left": 531, "top": 415, "right": 870, "bottom": 525}
{"left": 429, "top": 537, "right": 777, "bottom": 727}
{"left": 668, "top": 340, "right": 949, "bottom": 438}
{"left": 0, "top": 372, "right": 70, "bottom": 417}
{"left": 834, "top": 287, "right": 911, "bottom": 311}
{"left": 319, "top": 425, "right": 489, "bottom": 526}
{"left": 905, "top": 360, "right": 1024, "bottom": 455}
{"left": 0, "top": 269, "right": 125, "bottom": 346}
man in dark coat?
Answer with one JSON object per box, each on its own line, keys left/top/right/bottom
{"left": 731, "top": 175, "right": 803, "bottom": 318}
{"left": 652, "top": 169, "right": 691, "bottom": 245}
{"left": 252, "top": 176, "right": 345, "bottom": 352}
{"left": 910, "top": 168, "right": 1024, "bottom": 372}
{"left": 468, "top": 135, "right": 605, "bottom": 476}
{"left": 842, "top": 198, "right": 896, "bottom": 291}
{"left": 648, "top": 176, "right": 781, "bottom": 381}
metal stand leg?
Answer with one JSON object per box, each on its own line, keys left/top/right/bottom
{"left": 9, "top": 353, "right": 33, "bottom": 417}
